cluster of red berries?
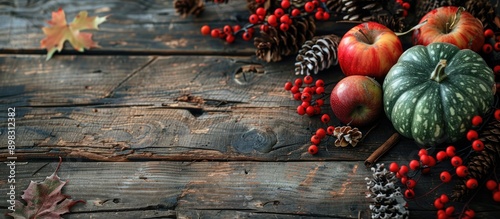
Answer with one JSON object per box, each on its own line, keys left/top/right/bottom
{"left": 200, "top": 0, "right": 333, "bottom": 43}
{"left": 284, "top": 75, "right": 327, "bottom": 116}
{"left": 395, "top": 0, "right": 411, "bottom": 17}
{"left": 387, "top": 111, "right": 500, "bottom": 218}
{"left": 307, "top": 118, "right": 335, "bottom": 155}
{"left": 482, "top": 29, "right": 500, "bottom": 55}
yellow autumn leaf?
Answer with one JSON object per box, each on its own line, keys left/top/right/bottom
{"left": 40, "top": 8, "right": 107, "bottom": 60}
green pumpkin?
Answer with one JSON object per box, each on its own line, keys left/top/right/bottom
{"left": 383, "top": 43, "right": 495, "bottom": 146}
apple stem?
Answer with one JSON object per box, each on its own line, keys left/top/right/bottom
{"left": 429, "top": 59, "right": 448, "bottom": 83}
{"left": 357, "top": 29, "right": 372, "bottom": 44}
{"left": 446, "top": 7, "right": 464, "bottom": 33}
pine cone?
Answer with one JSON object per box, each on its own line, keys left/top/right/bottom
{"left": 325, "top": 0, "right": 344, "bottom": 15}
{"left": 452, "top": 119, "right": 500, "bottom": 201}
{"left": 373, "top": 14, "right": 406, "bottom": 32}
{"left": 366, "top": 163, "right": 409, "bottom": 219}
{"left": 341, "top": 0, "right": 384, "bottom": 21}
{"left": 415, "top": 0, "right": 456, "bottom": 18}
{"left": 254, "top": 16, "right": 316, "bottom": 62}
{"left": 247, "top": 0, "right": 278, "bottom": 12}
{"left": 463, "top": 0, "right": 498, "bottom": 30}
{"left": 174, "top": 0, "right": 205, "bottom": 17}
{"left": 295, "top": 34, "right": 340, "bottom": 75}
{"left": 334, "top": 126, "right": 362, "bottom": 147}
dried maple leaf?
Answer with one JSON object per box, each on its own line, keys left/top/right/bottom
{"left": 7, "top": 158, "right": 84, "bottom": 219}
{"left": 40, "top": 8, "right": 107, "bottom": 60}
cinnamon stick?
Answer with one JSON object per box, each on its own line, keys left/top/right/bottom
{"left": 364, "top": 132, "right": 400, "bottom": 168}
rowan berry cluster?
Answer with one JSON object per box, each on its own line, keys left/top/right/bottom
{"left": 387, "top": 111, "right": 500, "bottom": 219}
{"left": 200, "top": 0, "right": 332, "bottom": 43}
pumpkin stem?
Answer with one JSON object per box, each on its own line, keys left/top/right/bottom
{"left": 430, "top": 59, "right": 448, "bottom": 83}
{"left": 446, "top": 7, "right": 464, "bottom": 33}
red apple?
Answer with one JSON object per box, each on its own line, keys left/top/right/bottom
{"left": 330, "top": 75, "right": 382, "bottom": 127}
{"left": 338, "top": 22, "right": 403, "bottom": 80}
{"left": 413, "top": 6, "right": 484, "bottom": 52}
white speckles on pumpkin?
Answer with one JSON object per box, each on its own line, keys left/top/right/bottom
{"left": 434, "top": 125, "right": 441, "bottom": 137}
{"left": 479, "top": 84, "right": 487, "bottom": 92}
{"left": 423, "top": 108, "right": 429, "bottom": 114}
{"left": 450, "top": 107, "right": 455, "bottom": 116}
{"left": 455, "top": 93, "right": 464, "bottom": 100}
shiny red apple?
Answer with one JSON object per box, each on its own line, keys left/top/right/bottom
{"left": 330, "top": 75, "right": 382, "bottom": 127}
{"left": 413, "top": 6, "right": 484, "bottom": 52}
{"left": 338, "top": 22, "right": 403, "bottom": 80}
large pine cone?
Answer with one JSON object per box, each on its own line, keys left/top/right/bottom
{"left": 174, "top": 0, "right": 205, "bottom": 17}
{"left": 341, "top": 0, "right": 384, "bottom": 21}
{"left": 452, "top": 119, "right": 500, "bottom": 201}
{"left": 254, "top": 16, "right": 316, "bottom": 62}
{"left": 463, "top": 0, "right": 498, "bottom": 30}
{"left": 295, "top": 34, "right": 340, "bottom": 75}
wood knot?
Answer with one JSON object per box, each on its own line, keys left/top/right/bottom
{"left": 232, "top": 64, "right": 265, "bottom": 85}
{"left": 231, "top": 127, "right": 277, "bottom": 153}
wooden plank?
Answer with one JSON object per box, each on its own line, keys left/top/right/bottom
{"left": 1, "top": 161, "right": 499, "bottom": 219}
{"left": 0, "top": 0, "right": 257, "bottom": 54}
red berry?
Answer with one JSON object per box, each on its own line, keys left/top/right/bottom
{"left": 315, "top": 99, "right": 324, "bottom": 106}
{"left": 280, "top": 23, "right": 289, "bottom": 32}
{"left": 315, "top": 86, "right": 325, "bottom": 94}
{"left": 247, "top": 27, "right": 255, "bottom": 34}
{"left": 466, "top": 178, "right": 478, "bottom": 189}
{"left": 389, "top": 162, "right": 399, "bottom": 173}
{"left": 406, "top": 179, "right": 417, "bottom": 189}
{"left": 274, "top": 8, "right": 284, "bottom": 18}
{"left": 495, "top": 42, "right": 500, "bottom": 51}
{"left": 255, "top": 0, "right": 264, "bottom": 3}
{"left": 471, "top": 115, "right": 483, "bottom": 126}
{"left": 493, "top": 191, "right": 500, "bottom": 202}
{"left": 315, "top": 79, "right": 325, "bottom": 87}
{"left": 293, "top": 92, "right": 301, "bottom": 100}
{"left": 436, "top": 151, "right": 448, "bottom": 161}
{"left": 322, "top": 12, "right": 330, "bottom": 20}
{"left": 260, "top": 24, "right": 269, "bottom": 33}
{"left": 297, "top": 105, "right": 306, "bottom": 115}
{"left": 440, "top": 171, "right": 452, "bottom": 183}
{"left": 445, "top": 206, "right": 455, "bottom": 216}
{"left": 427, "top": 155, "right": 436, "bottom": 167}
{"left": 242, "top": 31, "right": 253, "bottom": 41}
{"left": 256, "top": 7, "right": 266, "bottom": 16}
{"left": 495, "top": 109, "right": 500, "bottom": 121}
{"left": 420, "top": 154, "right": 430, "bottom": 165}
{"left": 396, "top": 0, "right": 403, "bottom": 4}
{"left": 294, "top": 78, "right": 303, "bottom": 86}
{"left": 267, "top": 15, "right": 278, "bottom": 27}
{"left": 303, "top": 75, "right": 313, "bottom": 84}
{"left": 281, "top": 0, "right": 290, "bottom": 9}
{"left": 400, "top": 176, "right": 408, "bottom": 185}
{"left": 418, "top": 148, "right": 428, "bottom": 156}
{"left": 402, "top": 2, "right": 410, "bottom": 10}
{"left": 409, "top": 159, "right": 420, "bottom": 170}
{"left": 451, "top": 156, "right": 462, "bottom": 167}
{"left": 434, "top": 198, "right": 444, "bottom": 209}
{"left": 302, "top": 87, "right": 312, "bottom": 94}
{"left": 456, "top": 165, "right": 468, "bottom": 177}
{"left": 421, "top": 167, "right": 431, "bottom": 174}
{"left": 223, "top": 25, "right": 233, "bottom": 34}
{"left": 495, "top": 65, "right": 500, "bottom": 75}
{"left": 291, "top": 8, "right": 301, "bottom": 17}
{"left": 301, "top": 101, "right": 310, "bottom": 108}
{"left": 284, "top": 82, "right": 293, "bottom": 90}
{"left": 301, "top": 92, "right": 312, "bottom": 102}
{"left": 233, "top": 25, "right": 241, "bottom": 32}
{"left": 440, "top": 194, "right": 449, "bottom": 203}
{"left": 404, "top": 189, "right": 415, "bottom": 199}
{"left": 314, "top": 11, "right": 323, "bottom": 20}
{"left": 316, "top": 128, "right": 326, "bottom": 139}
{"left": 321, "top": 114, "right": 330, "bottom": 123}
{"left": 466, "top": 130, "right": 478, "bottom": 141}
{"left": 201, "top": 25, "right": 211, "bottom": 35}
{"left": 486, "top": 179, "right": 498, "bottom": 191}
{"left": 225, "top": 34, "right": 235, "bottom": 43}
{"left": 280, "top": 14, "right": 290, "bottom": 24}
{"left": 327, "top": 126, "right": 335, "bottom": 135}
{"left": 472, "top": 139, "right": 484, "bottom": 152}
{"left": 308, "top": 145, "right": 318, "bottom": 155}
{"left": 485, "top": 29, "right": 495, "bottom": 38}
{"left": 313, "top": 106, "right": 321, "bottom": 115}
{"left": 399, "top": 165, "right": 409, "bottom": 176}
{"left": 249, "top": 14, "right": 259, "bottom": 24}
{"left": 464, "top": 209, "right": 475, "bottom": 218}
{"left": 290, "top": 85, "right": 300, "bottom": 94}
{"left": 436, "top": 210, "right": 448, "bottom": 219}
{"left": 211, "top": 29, "right": 221, "bottom": 38}
{"left": 483, "top": 44, "right": 493, "bottom": 54}
{"left": 306, "top": 106, "right": 315, "bottom": 116}
{"left": 304, "top": 2, "right": 315, "bottom": 12}
{"left": 311, "top": 135, "right": 321, "bottom": 145}
{"left": 446, "top": 146, "right": 456, "bottom": 157}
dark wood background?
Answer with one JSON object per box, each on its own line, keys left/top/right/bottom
{"left": 0, "top": 1, "right": 499, "bottom": 218}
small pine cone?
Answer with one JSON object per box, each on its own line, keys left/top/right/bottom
{"left": 295, "top": 34, "right": 340, "bottom": 75}
{"left": 341, "top": 0, "right": 384, "bottom": 21}
{"left": 452, "top": 119, "right": 500, "bottom": 201}
{"left": 463, "top": 0, "right": 497, "bottom": 30}
{"left": 254, "top": 16, "right": 316, "bottom": 62}
{"left": 334, "top": 126, "right": 362, "bottom": 147}
{"left": 174, "top": 0, "right": 205, "bottom": 17}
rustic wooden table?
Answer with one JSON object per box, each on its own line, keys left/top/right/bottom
{"left": 1, "top": 1, "right": 499, "bottom": 218}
